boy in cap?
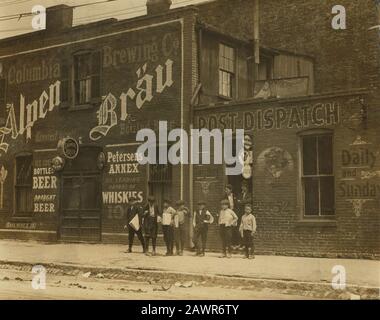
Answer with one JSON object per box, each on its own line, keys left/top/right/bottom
{"left": 193, "top": 200, "right": 214, "bottom": 256}
{"left": 143, "top": 195, "right": 161, "bottom": 256}
{"left": 235, "top": 181, "right": 252, "bottom": 248}
{"left": 173, "top": 200, "right": 189, "bottom": 256}
{"left": 218, "top": 199, "right": 238, "bottom": 258}
{"left": 239, "top": 203, "right": 256, "bottom": 259}
{"left": 161, "top": 199, "right": 176, "bottom": 256}
{"left": 223, "top": 184, "right": 236, "bottom": 210}
{"left": 124, "top": 196, "right": 146, "bottom": 253}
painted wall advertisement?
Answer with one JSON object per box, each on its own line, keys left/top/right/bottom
{"left": 339, "top": 136, "right": 380, "bottom": 217}
{"left": 103, "top": 145, "right": 146, "bottom": 220}
{"left": 33, "top": 152, "right": 58, "bottom": 215}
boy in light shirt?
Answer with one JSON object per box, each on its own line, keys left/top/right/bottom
{"left": 239, "top": 203, "right": 256, "bottom": 259}
{"left": 218, "top": 199, "right": 238, "bottom": 258}
{"left": 173, "top": 200, "right": 189, "bottom": 256}
{"left": 161, "top": 199, "right": 176, "bottom": 256}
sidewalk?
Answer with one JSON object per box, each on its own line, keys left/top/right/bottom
{"left": 0, "top": 240, "right": 379, "bottom": 297}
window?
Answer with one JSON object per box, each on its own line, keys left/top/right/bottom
{"left": 15, "top": 155, "right": 33, "bottom": 217}
{"left": 148, "top": 161, "right": 172, "bottom": 210}
{"left": 0, "top": 78, "right": 6, "bottom": 125}
{"left": 301, "top": 133, "right": 334, "bottom": 217}
{"left": 219, "top": 44, "right": 235, "bottom": 98}
{"left": 73, "top": 51, "right": 101, "bottom": 106}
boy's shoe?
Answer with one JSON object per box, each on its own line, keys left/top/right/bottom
{"left": 152, "top": 251, "right": 156, "bottom": 256}
{"left": 243, "top": 255, "right": 248, "bottom": 259}
{"left": 127, "top": 248, "right": 132, "bottom": 253}
{"left": 200, "top": 253, "right": 205, "bottom": 257}
{"left": 219, "top": 254, "right": 227, "bottom": 258}
{"left": 179, "top": 251, "right": 183, "bottom": 256}
{"left": 227, "top": 253, "right": 232, "bottom": 258}
{"left": 249, "top": 255, "right": 255, "bottom": 259}
{"left": 165, "top": 252, "right": 171, "bottom": 256}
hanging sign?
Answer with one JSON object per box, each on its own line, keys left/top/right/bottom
{"left": 58, "top": 137, "right": 79, "bottom": 160}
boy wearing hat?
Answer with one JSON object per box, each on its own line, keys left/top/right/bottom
{"left": 143, "top": 195, "right": 161, "bottom": 256}
{"left": 239, "top": 203, "right": 256, "bottom": 259}
{"left": 124, "top": 197, "right": 146, "bottom": 253}
{"left": 235, "top": 181, "right": 252, "bottom": 248}
{"left": 161, "top": 199, "right": 176, "bottom": 256}
{"left": 173, "top": 200, "right": 189, "bottom": 256}
{"left": 218, "top": 199, "right": 238, "bottom": 258}
{"left": 223, "top": 184, "right": 236, "bottom": 210}
{"left": 193, "top": 200, "right": 214, "bottom": 256}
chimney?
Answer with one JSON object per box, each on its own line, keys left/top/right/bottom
{"left": 46, "top": 5, "right": 73, "bottom": 32}
{"left": 146, "top": 0, "right": 172, "bottom": 15}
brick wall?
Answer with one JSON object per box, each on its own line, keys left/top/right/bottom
{"left": 194, "top": 92, "right": 380, "bottom": 259}
{"left": 198, "top": 0, "right": 380, "bottom": 96}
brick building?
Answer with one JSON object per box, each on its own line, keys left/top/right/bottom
{"left": 0, "top": 0, "right": 378, "bottom": 258}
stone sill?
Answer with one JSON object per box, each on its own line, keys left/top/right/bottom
{"left": 295, "top": 220, "right": 337, "bottom": 228}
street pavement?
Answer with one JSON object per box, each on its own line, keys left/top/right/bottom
{"left": 0, "top": 240, "right": 379, "bottom": 299}
{"left": 0, "top": 268, "right": 311, "bottom": 300}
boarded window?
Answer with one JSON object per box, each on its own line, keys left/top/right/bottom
{"left": 15, "top": 155, "right": 33, "bottom": 217}
{"left": 301, "top": 134, "right": 335, "bottom": 216}
{"left": 219, "top": 44, "right": 235, "bottom": 98}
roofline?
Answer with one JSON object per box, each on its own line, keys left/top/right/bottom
{"left": 196, "top": 20, "right": 315, "bottom": 60}
{"left": 0, "top": 5, "right": 199, "bottom": 46}
{"left": 194, "top": 88, "right": 370, "bottom": 111}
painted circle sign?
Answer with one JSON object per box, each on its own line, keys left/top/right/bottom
{"left": 58, "top": 137, "right": 79, "bottom": 160}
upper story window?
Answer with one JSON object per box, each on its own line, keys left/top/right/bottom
{"left": 301, "top": 132, "right": 335, "bottom": 217}
{"left": 0, "top": 78, "right": 6, "bottom": 125}
{"left": 15, "top": 154, "right": 33, "bottom": 217}
{"left": 72, "top": 51, "right": 101, "bottom": 107}
{"left": 219, "top": 43, "right": 235, "bottom": 98}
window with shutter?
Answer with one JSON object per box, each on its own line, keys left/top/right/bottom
{"left": 91, "top": 51, "right": 101, "bottom": 103}
{"left": 60, "top": 59, "right": 70, "bottom": 108}
{"left": 15, "top": 155, "right": 33, "bottom": 217}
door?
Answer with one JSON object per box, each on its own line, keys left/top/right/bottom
{"left": 59, "top": 174, "right": 101, "bottom": 242}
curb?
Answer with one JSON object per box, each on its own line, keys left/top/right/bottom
{"left": 0, "top": 260, "right": 378, "bottom": 300}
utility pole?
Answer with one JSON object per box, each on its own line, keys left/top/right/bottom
{"left": 253, "top": 0, "right": 260, "bottom": 82}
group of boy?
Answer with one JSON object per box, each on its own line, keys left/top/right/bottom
{"left": 125, "top": 182, "right": 256, "bottom": 259}
{"left": 125, "top": 196, "right": 189, "bottom": 256}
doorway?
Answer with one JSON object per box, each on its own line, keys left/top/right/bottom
{"left": 59, "top": 174, "right": 102, "bottom": 242}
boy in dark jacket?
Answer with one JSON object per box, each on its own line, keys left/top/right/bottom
{"left": 143, "top": 195, "right": 160, "bottom": 256}
{"left": 193, "top": 201, "right": 214, "bottom": 256}
{"left": 124, "top": 197, "right": 146, "bottom": 253}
